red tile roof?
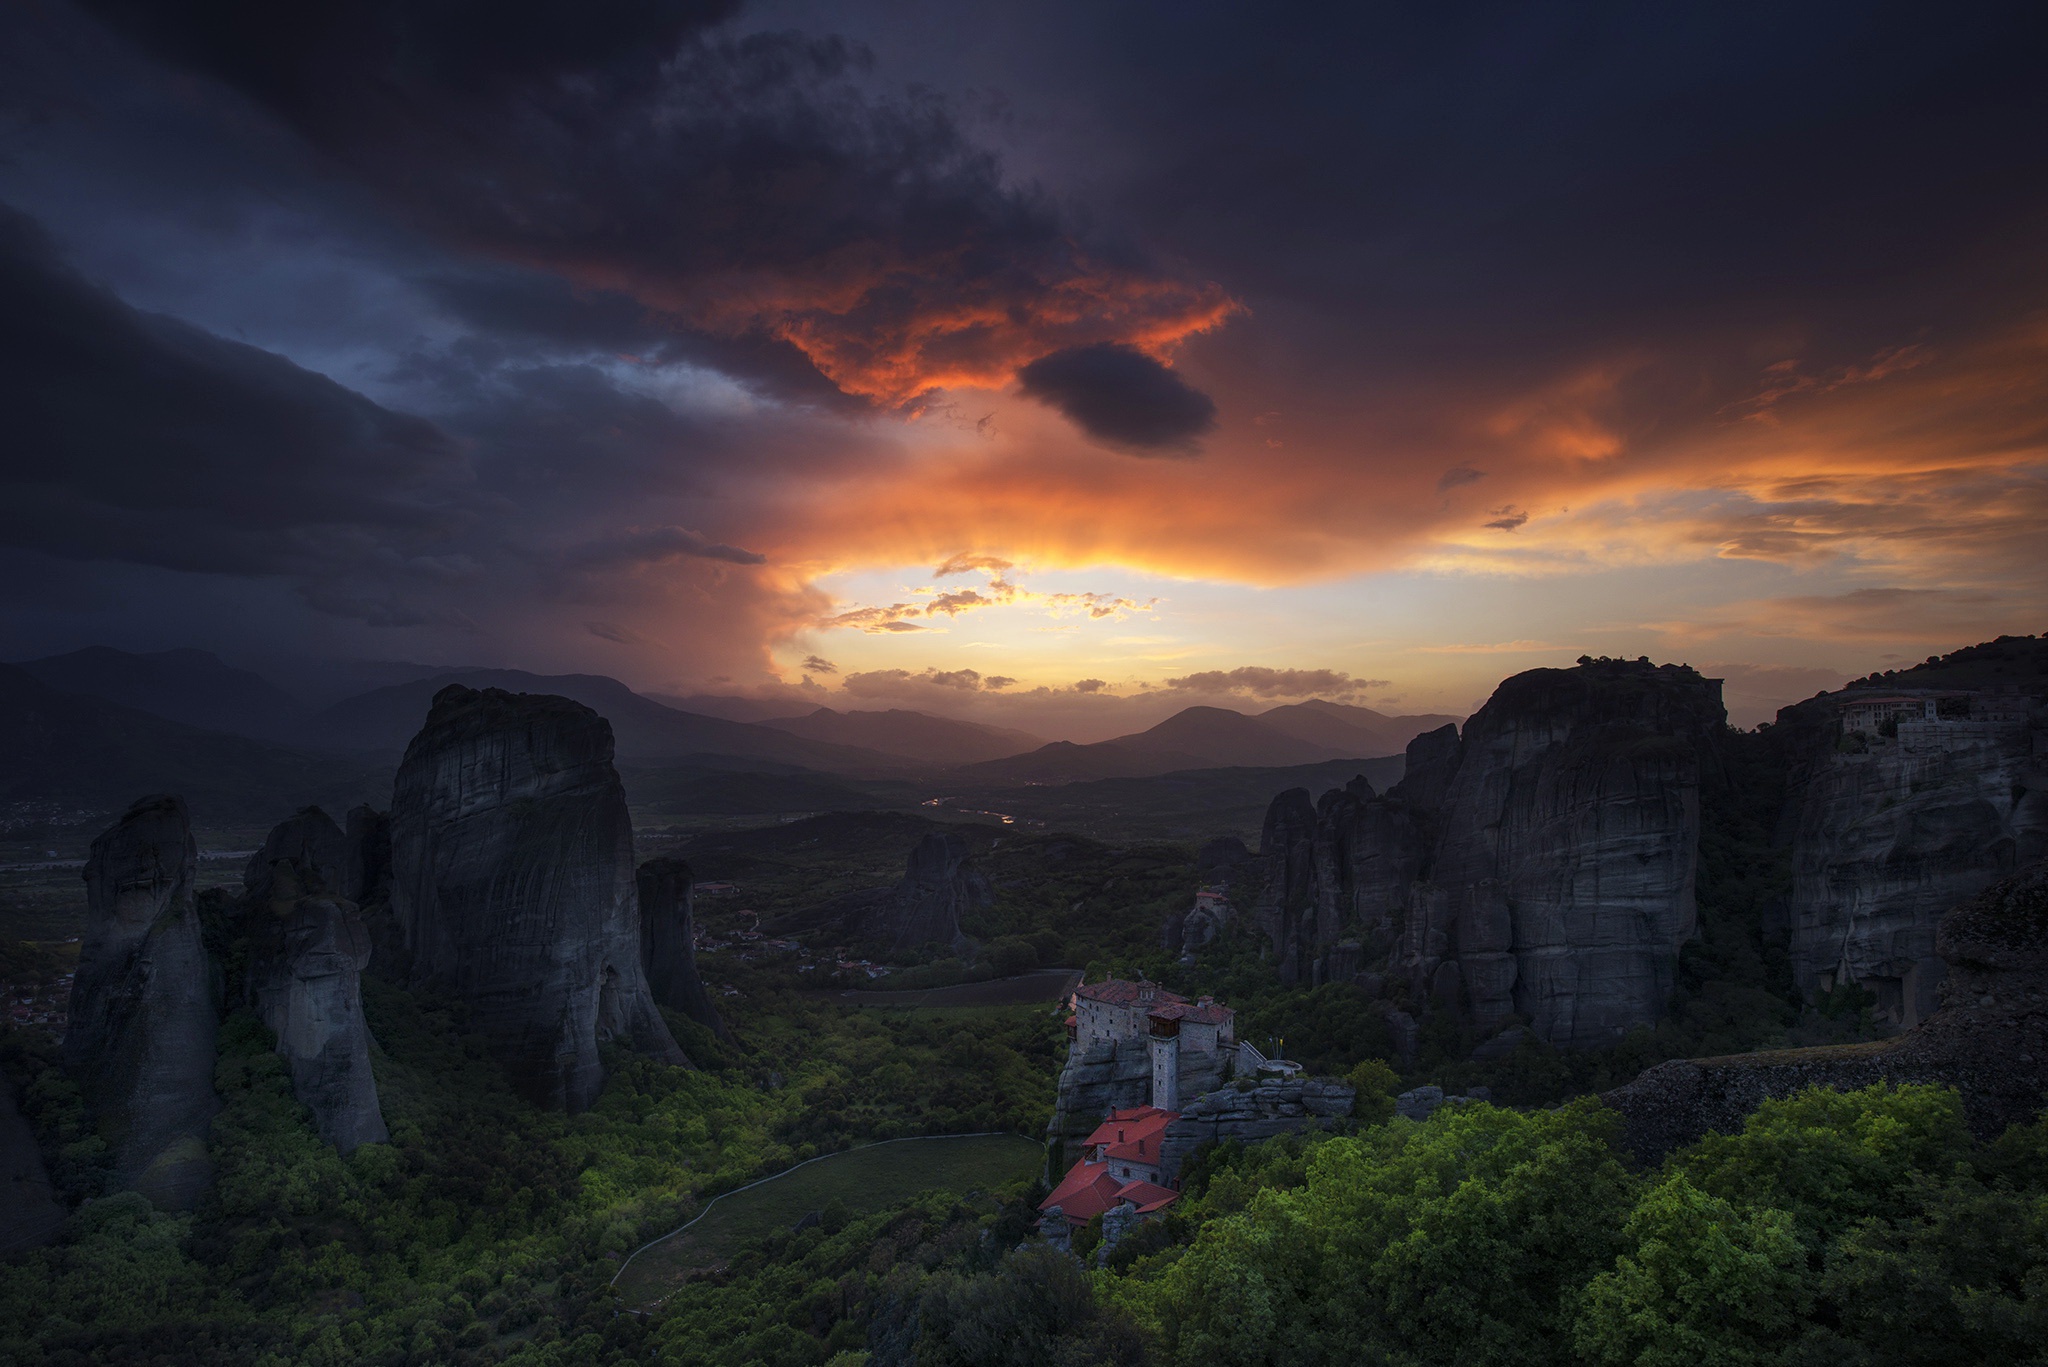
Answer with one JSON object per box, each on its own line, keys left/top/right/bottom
{"left": 1039, "top": 1161, "right": 1181, "bottom": 1224}
{"left": 1082, "top": 1106, "right": 1177, "bottom": 1157}
{"left": 1073, "top": 979, "right": 1186, "bottom": 1007}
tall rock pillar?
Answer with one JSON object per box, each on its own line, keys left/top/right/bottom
{"left": 242, "top": 807, "right": 389, "bottom": 1153}
{"left": 65, "top": 795, "right": 219, "bottom": 1208}
{"left": 390, "top": 686, "right": 686, "bottom": 1110}
{"left": 638, "top": 857, "right": 733, "bottom": 1044}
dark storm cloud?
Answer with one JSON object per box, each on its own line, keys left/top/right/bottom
{"left": 0, "top": 203, "right": 464, "bottom": 587}
{"left": 80, "top": 0, "right": 1229, "bottom": 407}
{"left": 1015, "top": 343, "right": 1217, "bottom": 452}
{"left": 1050, "top": 2, "right": 2048, "bottom": 362}
{"left": 568, "top": 526, "right": 767, "bottom": 570}
{"left": 421, "top": 269, "right": 862, "bottom": 410}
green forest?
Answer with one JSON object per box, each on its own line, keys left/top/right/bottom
{"left": 2, "top": 698, "right": 2037, "bottom": 1365}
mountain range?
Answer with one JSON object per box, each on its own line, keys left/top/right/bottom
{"left": 0, "top": 648, "right": 1462, "bottom": 828}
{"left": 0, "top": 664, "right": 383, "bottom": 828}
{"left": 955, "top": 700, "right": 1459, "bottom": 784}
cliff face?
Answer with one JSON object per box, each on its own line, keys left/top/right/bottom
{"left": 64, "top": 795, "right": 219, "bottom": 1208}
{"left": 390, "top": 686, "right": 686, "bottom": 1111}
{"left": 242, "top": 807, "right": 389, "bottom": 1152}
{"left": 1779, "top": 692, "right": 2047, "bottom": 1026}
{"left": 844, "top": 831, "right": 990, "bottom": 957}
{"left": 637, "top": 858, "right": 733, "bottom": 1043}
{"left": 1604, "top": 859, "right": 2048, "bottom": 1161}
{"left": 1256, "top": 660, "right": 1725, "bottom": 1048}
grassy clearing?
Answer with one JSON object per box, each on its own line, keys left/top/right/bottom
{"left": 614, "top": 1132, "right": 1045, "bottom": 1305}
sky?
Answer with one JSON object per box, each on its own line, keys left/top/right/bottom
{"left": 2, "top": 0, "right": 2043, "bottom": 737}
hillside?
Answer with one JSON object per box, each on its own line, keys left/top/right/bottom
{"left": 0, "top": 664, "right": 384, "bottom": 828}
{"left": 957, "top": 702, "right": 1434, "bottom": 784}
{"left": 307, "top": 669, "right": 916, "bottom": 775}
{"left": 758, "top": 707, "right": 1046, "bottom": 765}
{"left": 1255, "top": 698, "right": 1462, "bottom": 758}
{"left": 942, "top": 754, "right": 1409, "bottom": 841}
{"left": 14, "top": 646, "right": 307, "bottom": 744}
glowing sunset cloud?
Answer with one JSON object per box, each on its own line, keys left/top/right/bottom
{"left": 3, "top": 2, "right": 2043, "bottom": 731}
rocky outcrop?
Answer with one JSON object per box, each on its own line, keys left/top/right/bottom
{"left": 242, "top": 808, "right": 388, "bottom": 1153}
{"left": 64, "top": 795, "right": 219, "bottom": 1208}
{"left": 1048, "top": 1039, "right": 1233, "bottom": 1163}
{"left": 390, "top": 685, "right": 686, "bottom": 1111}
{"left": 0, "top": 1075, "right": 64, "bottom": 1255}
{"left": 1157, "top": 1076, "right": 1354, "bottom": 1179}
{"left": 1779, "top": 688, "right": 2046, "bottom": 1026}
{"left": 1258, "top": 787, "right": 1320, "bottom": 985}
{"left": 637, "top": 858, "right": 733, "bottom": 1043}
{"left": 343, "top": 804, "right": 392, "bottom": 906}
{"left": 843, "top": 831, "right": 991, "bottom": 957}
{"left": 1255, "top": 659, "right": 1725, "bottom": 1048}
{"left": 1603, "top": 860, "right": 2048, "bottom": 1161}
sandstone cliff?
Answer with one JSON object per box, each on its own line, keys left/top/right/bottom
{"left": 242, "top": 807, "right": 389, "bottom": 1152}
{"left": 842, "top": 831, "right": 991, "bottom": 957}
{"left": 1777, "top": 684, "right": 2046, "bottom": 1026}
{"left": 1255, "top": 659, "right": 1725, "bottom": 1048}
{"left": 1603, "top": 859, "right": 2048, "bottom": 1161}
{"left": 637, "top": 857, "right": 734, "bottom": 1043}
{"left": 64, "top": 795, "right": 219, "bottom": 1208}
{"left": 390, "top": 685, "right": 686, "bottom": 1110}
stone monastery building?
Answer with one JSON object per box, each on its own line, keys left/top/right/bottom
{"left": 1065, "top": 977, "right": 1237, "bottom": 1112}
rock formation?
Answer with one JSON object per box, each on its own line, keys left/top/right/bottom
{"left": 242, "top": 807, "right": 389, "bottom": 1152}
{"left": 0, "top": 1075, "right": 64, "bottom": 1255}
{"left": 637, "top": 857, "right": 733, "bottom": 1043}
{"left": 64, "top": 795, "right": 219, "bottom": 1208}
{"left": 1157, "top": 1075, "right": 1354, "bottom": 1180}
{"left": 343, "top": 804, "right": 393, "bottom": 905}
{"left": 341, "top": 804, "right": 406, "bottom": 976}
{"left": 390, "top": 685, "right": 686, "bottom": 1110}
{"left": 1777, "top": 685, "right": 2046, "bottom": 1026}
{"left": 1603, "top": 859, "right": 2048, "bottom": 1161}
{"left": 1255, "top": 659, "right": 1726, "bottom": 1048}
{"left": 1048, "top": 1039, "right": 1232, "bottom": 1163}
{"left": 843, "top": 831, "right": 991, "bottom": 957}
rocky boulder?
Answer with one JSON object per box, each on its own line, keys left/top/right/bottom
{"left": 1158, "top": 1076, "right": 1355, "bottom": 1179}
{"left": 242, "top": 807, "right": 389, "bottom": 1152}
{"left": 64, "top": 795, "right": 219, "bottom": 1208}
{"left": 637, "top": 857, "right": 733, "bottom": 1043}
{"left": 390, "top": 685, "right": 686, "bottom": 1111}
{"left": 1603, "top": 859, "right": 2048, "bottom": 1161}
